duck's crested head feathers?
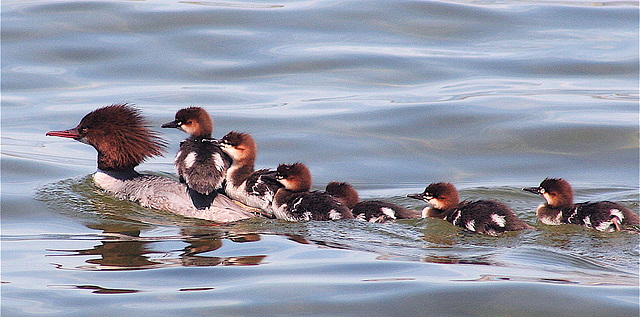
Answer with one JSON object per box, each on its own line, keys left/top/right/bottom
{"left": 47, "top": 104, "right": 167, "bottom": 171}
{"left": 325, "top": 181, "right": 360, "bottom": 209}
{"left": 275, "top": 162, "right": 312, "bottom": 192}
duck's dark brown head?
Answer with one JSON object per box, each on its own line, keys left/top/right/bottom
{"left": 46, "top": 104, "right": 167, "bottom": 171}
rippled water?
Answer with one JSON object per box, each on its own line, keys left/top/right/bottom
{"left": 2, "top": 0, "right": 638, "bottom": 316}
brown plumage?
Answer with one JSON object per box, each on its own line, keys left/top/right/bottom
{"left": 45, "top": 104, "right": 256, "bottom": 222}
{"left": 275, "top": 163, "right": 313, "bottom": 193}
{"left": 46, "top": 104, "right": 166, "bottom": 171}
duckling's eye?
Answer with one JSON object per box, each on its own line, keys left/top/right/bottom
{"left": 79, "top": 126, "right": 89, "bottom": 134}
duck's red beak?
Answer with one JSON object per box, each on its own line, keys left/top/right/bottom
{"left": 46, "top": 128, "right": 80, "bottom": 139}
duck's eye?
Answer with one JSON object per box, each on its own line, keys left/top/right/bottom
{"left": 79, "top": 126, "right": 89, "bottom": 134}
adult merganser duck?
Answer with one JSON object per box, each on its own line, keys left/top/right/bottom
{"left": 523, "top": 178, "right": 639, "bottom": 232}
{"left": 272, "top": 163, "right": 353, "bottom": 221}
{"left": 46, "top": 104, "right": 256, "bottom": 222}
{"left": 161, "top": 107, "right": 231, "bottom": 209}
{"left": 325, "top": 181, "right": 420, "bottom": 223}
{"left": 408, "top": 182, "right": 534, "bottom": 236}
{"left": 216, "top": 131, "right": 281, "bottom": 217}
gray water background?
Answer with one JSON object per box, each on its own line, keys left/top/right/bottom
{"left": 2, "top": 1, "right": 639, "bottom": 316}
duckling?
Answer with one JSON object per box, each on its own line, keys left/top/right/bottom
{"left": 217, "top": 131, "right": 281, "bottom": 216}
{"left": 408, "top": 182, "right": 533, "bottom": 235}
{"left": 523, "top": 178, "right": 639, "bottom": 232}
{"left": 325, "top": 181, "right": 420, "bottom": 223}
{"left": 162, "top": 107, "right": 231, "bottom": 209}
{"left": 272, "top": 163, "right": 353, "bottom": 221}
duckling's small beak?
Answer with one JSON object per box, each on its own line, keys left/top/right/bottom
{"left": 522, "top": 187, "right": 543, "bottom": 195}
{"left": 161, "top": 120, "right": 179, "bottom": 129}
{"left": 407, "top": 193, "right": 426, "bottom": 200}
{"left": 46, "top": 128, "right": 80, "bottom": 140}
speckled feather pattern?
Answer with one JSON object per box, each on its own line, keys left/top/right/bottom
{"left": 437, "top": 200, "right": 533, "bottom": 235}
{"left": 537, "top": 201, "right": 639, "bottom": 232}
{"left": 225, "top": 169, "right": 281, "bottom": 216}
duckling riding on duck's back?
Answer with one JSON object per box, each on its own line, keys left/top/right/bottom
{"left": 162, "top": 107, "right": 231, "bottom": 209}
{"left": 217, "top": 131, "right": 282, "bottom": 217}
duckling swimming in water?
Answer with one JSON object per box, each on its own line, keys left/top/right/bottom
{"left": 523, "top": 178, "right": 639, "bottom": 232}
{"left": 409, "top": 182, "right": 534, "bottom": 236}
{"left": 272, "top": 163, "right": 353, "bottom": 221}
{"left": 325, "top": 181, "right": 419, "bottom": 223}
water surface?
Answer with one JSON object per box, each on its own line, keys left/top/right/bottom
{"left": 2, "top": 0, "right": 638, "bottom": 316}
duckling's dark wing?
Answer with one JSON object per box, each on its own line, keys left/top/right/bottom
{"left": 280, "top": 191, "right": 353, "bottom": 221}
{"left": 456, "top": 200, "right": 532, "bottom": 235}
{"left": 176, "top": 139, "right": 231, "bottom": 195}
{"left": 352, "top": 201, "right": 419, "bottom": 223}
{"left": 573, "top": 201, "right": 639, "bottom": 231}
{"left": 246, "top": 169, "right": 282, "bottom": 198}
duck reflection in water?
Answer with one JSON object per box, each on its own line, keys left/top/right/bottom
{"left": 47, "top": 223, "right": 266, "bottom": 270}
